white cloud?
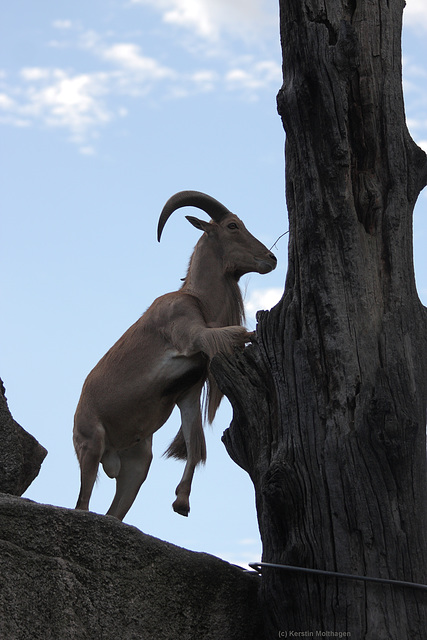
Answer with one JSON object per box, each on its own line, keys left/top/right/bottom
{"left": 1, "top": 41, "right": 280, "bottom": 149}
{"left": 102, "top": 43, "right": 174, "bottom": 79}
{"left": 239, "top": 537, "right": 259, "bottom": 546}
{"left": 78, "top": 29, "right": 102, "bottom": 52}
{"left": 402, "top": 57, "right": 427, "bottom": 101}
{"left": 403, "top": 59, "right": 427, "bottom": 81}
{"left": 79, "top": 145, "right": 96, "bottom": 156}
{"left": 2, "top": 68, "right": 112, "bottom": 143}
{"left": 52, "top": 19, "right": 74, "bottom": 30}
{"left": 30, "top": 72, "right": 110, "bottom": 134}
{"left": 406, "top": 118, "right": 427, "bottom": 131}
{"left": 164, "top": 0, "right": 218, "bottom": 39}
{"left": 0, "top": 7, "right": 281, "bottom": 151}
{"left": 1, "top": 30, "right": 179, "bottom": 145}
{"left": 190, "top": 70, "right": 218, "bottom": 92}
{"left": 245, "top": 287, "right": 282, "bottom": 321}
{"left": 402, "top": 56, "right": 427, "bottom": 151}
{"left": 20, "top": 67, "right": 51, "bottom": 81}
{"left": 404, "top": 0, "right": 427, "bottom": 30}
{"left": 0, "top": 89, "right": 31, "bottom": 128}
{"left": 226, "top": 60, "right": 281, "bottom": 93}
{"left": 214, "top": 536, "right": 261, "bottom": 569}
{"left": 131, "top": 0, "right": 277, "bottom": 41}
{"left": 0, "top": 55, "right": 171, "bottom": 146}
{"left": 0, "top": 93, "right": 15, "bottom": 109}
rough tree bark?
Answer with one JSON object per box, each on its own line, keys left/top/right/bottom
{"left": 212, "top": 1, "right": 427, "bottom": 638}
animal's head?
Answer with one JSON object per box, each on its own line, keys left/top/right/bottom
{"left": 157, "top": 191, "right": 277, "bottom": 279}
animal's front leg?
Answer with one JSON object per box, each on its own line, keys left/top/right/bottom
{"left": 173, "top": 383, "right": 206, "bottom": 516}
{"left": 192, "top": 325, "right": 254, "bottom": 359}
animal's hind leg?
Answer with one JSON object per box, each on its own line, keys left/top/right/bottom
{"left": 173, "top": 383, "right": 205, "bottom": 517}
{"left": 74, "top": 420, "right": 105, "bottom": 512}
{"left": 106, "top": 435, "right": 153, "bottom": 521}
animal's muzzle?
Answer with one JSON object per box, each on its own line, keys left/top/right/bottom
{"left": 256, "top": 253, "right": 277, "bottom": 274}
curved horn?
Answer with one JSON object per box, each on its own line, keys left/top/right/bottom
{"left": 157, "top": 190, "right": 232, "bottom": 242}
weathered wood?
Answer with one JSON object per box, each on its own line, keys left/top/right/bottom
{"left": 212, "top": 1, "right": 427, "bottom": 637}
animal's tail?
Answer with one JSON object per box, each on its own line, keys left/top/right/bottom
{"left": 164, "top": 424, "right": 207, "bottom": 464}
{"left": 205, "top": 372, "right": 223, "bottom": 424}
{"left": 164, "top": 375, "right": 223, "bottom": 462}
{"left": 164, "top": 428, "right": 187, "bottom": 460}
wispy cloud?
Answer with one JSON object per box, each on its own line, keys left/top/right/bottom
{"left": 216, "top": 537, "right": 261, "bottom": 569}
{"left": 404, "top": 0, "right": 427, "bottom": 31}
{"left": 0, "top": 34, "right": 178, "bottom": 152}
{"left": 0, "top": 67, "right": 113, "bottom": 150}
{"left": 0, "top": 5, "right": 280, "bottom": 152}
{"left": 130, "top": 0, "right": 277, "bottom": 42}
{"left": 0, "top": 93, "right": 15, "bottom": 110}
{"left": 101, "top": 43, "right": 174, "bottom": 78}
{"left": 403, "top": 55, "right": 427, "bottom": 151}
{"left": 52, "top": 19, "right": 74, "bottom": 30}
{"left": 245, "top": 287, "right": 283, "bottom": 322}
{"left": 226, "top": 60, "right": 281, "bottom": 95}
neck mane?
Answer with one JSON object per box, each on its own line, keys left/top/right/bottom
{"left": 179, "top": 234, "right": 246, "bottom": 424}
{"left": 180, "top": 235, "right": 245, "bottom": 328}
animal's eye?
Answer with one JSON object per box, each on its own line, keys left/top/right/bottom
{"left": 228, "top": 222, "right": 238, "bottom": 230}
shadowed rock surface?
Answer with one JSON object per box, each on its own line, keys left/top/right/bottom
{"left": 0, "top": 379, "right": 47, "bottom": 495}
{"left": 0, "top": 494, "right": 263, "bottom": 640}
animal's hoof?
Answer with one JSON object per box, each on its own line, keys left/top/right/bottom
{"left": 172, "top": 498, "right": 190, "bottom": 517}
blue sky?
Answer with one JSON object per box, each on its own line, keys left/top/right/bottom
{"left": 1, "top": 0, "right": 426, "bottom": 568}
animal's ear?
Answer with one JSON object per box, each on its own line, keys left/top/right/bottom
{"left": 185, "top": 216, "right": 212, "bottom": 234}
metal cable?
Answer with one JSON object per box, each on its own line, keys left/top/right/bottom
{"left": 248, "top": 562, "right": 427, "bottom": 592}
{"left": 269, "top": 230, "right": 289, "bottom": 251}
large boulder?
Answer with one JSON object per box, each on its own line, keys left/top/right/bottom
{"left": 0, "top": 494, "right": 264, "bottom": 640}
{"left": 0, "top": 379, "right": 47, "bottom": 495}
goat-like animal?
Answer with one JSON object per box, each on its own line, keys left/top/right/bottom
{"left": 73, "top": 191, "right": 277, "bottom": 520}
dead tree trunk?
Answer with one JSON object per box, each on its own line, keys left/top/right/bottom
{"left": 212, "top": 1, "right": 427, "bottom": 637}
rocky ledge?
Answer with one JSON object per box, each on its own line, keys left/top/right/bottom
{"left": 0, "top": 494, "right": 263, "bottom": 640}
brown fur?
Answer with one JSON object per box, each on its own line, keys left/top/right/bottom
{"left": 73, "top": 193, "right": 276, "bottom": 521}
{"left": 164, "top": 424, "right": 207, "bottom": 463}
{"left": 164, "top": 259, "right": 246, "bottom": 460}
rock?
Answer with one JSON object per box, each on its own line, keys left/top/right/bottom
{"left": 0, "top": 379, "right": 47, "bottom": 495}
{"left": 0, "top": 494, "right": 264, "bottom": 640}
